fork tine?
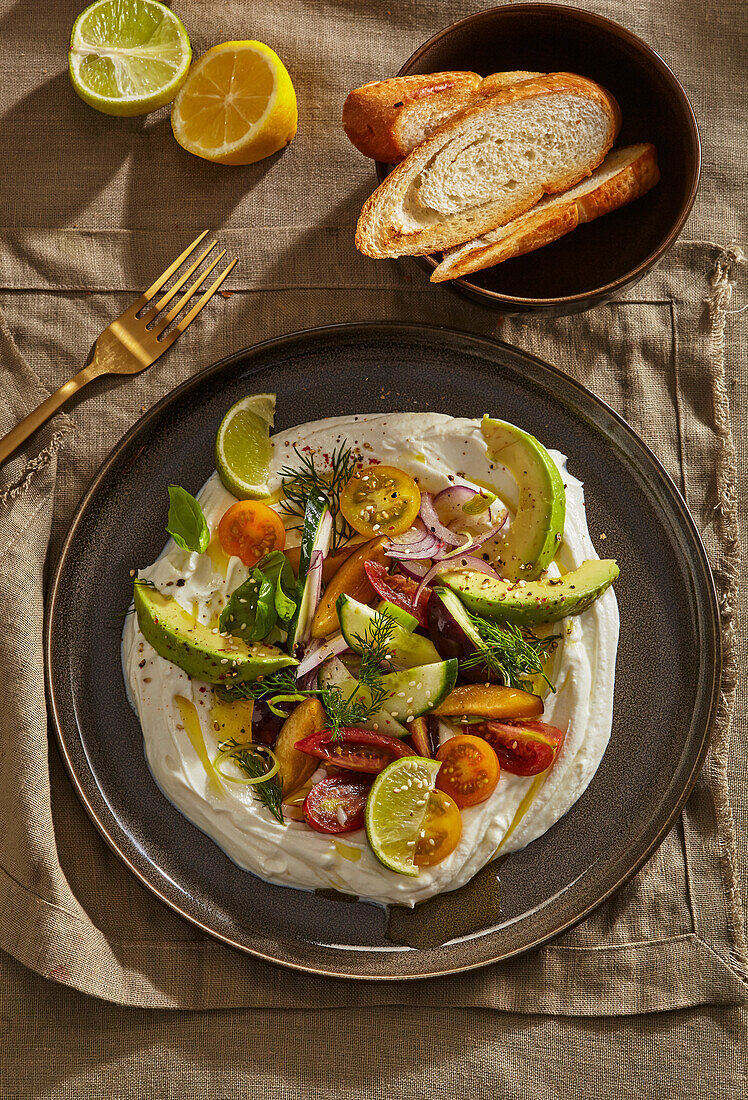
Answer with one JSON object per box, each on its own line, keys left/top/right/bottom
{"left": 152, "top": 249, "right": 227, "bottom": 336}
{"left": 141, "top": 239, "right": 217, "bottom": 323}
{"left": 158, "top": 259, "right": 238, "bottom": 349}
{"left": 140, "top": 230, "right": 210, "bottom": 304}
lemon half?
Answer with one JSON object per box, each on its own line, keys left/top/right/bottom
{"left": 171, "top": 41, "right": 298, "bottom": 165}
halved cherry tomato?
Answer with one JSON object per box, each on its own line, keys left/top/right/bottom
{"left": 218, "top": 500, "right": 286, "bottom": 567}
{"left": 294, "top": 727, "right": 413, "bottom": 774}
{"left": 364, "top": 560, "right": 431, "bottom": 627}
{"left": 435, "top": 733, "right": 500, "bottom": 808}
{"left": 433, "top": 683, "right": 544, "bottom": 720}
{"left": 303, "top": 773, "right": 371, "bottom": 834}
{"left": 473, "top": 720, "right": 565, "bottom": 776}
{"left": 340, "top": 465, "right": 421, "bottom": 539}
{"left": 414, "top": 789, "right": 462, "bottom": 866}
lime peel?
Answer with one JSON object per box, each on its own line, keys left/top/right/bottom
{"left": 365, "top": 756, "right": 441, "bottom": 877}
{"left": 215, "top": 393, "right": 276, "bottom": 500}
{"left": 69, "top": 0, "right": 191, "bottom": 117}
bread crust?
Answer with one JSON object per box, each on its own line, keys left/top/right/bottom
{"left": 342, "top": 71, "right": 546, "bottom": 164}
{"left": 342, "top": 72, "right": 481, "bottom": 163}
{"left": 355, "top": 73, "right": 623, "bottom": 259}
{"left": 430, "top": 144, "right": 660, "bottom": 281}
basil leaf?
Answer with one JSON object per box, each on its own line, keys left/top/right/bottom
{"left": 257, "top": 550, "right": 297, "bottom": 621}
{"left": 220, "top": 570, "right": 278, "bottom": 643}
{"left": 252, "top": 569, "right": 277, "bottom": 641}
{"left": 166, "top": 485, "right": 210, "bottom": 553}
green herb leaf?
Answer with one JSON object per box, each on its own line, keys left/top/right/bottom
{"left": 278, "top": 442, "right": 358, "bottom": 553}
{"left": 220, "top": 570, "right": 276, "bottom": 643}
{"left": 166, "top": 485, "right": 210, "bottom": 553}
{"left": 216, "top": 669, "right": 300, "bottom": 703}
{"left": 218, "top": 738, "right": 285, "bottom": 825}
{"left": 461, "top": 615, "right": 559, "bottom": 692}
{"left": 257, "top": 550, "right": 297, "bottom": 621}
{"left": 322, "top": 610, "right": 397, "bottom": 738}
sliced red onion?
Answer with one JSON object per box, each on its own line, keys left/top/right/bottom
{"left": 434, "top": 485, "right": 485, "bottom": 518}
{"left": 419, "top": 491, "right": 465, "bottom": 546}
{"left": 384, "top": 516, "right": 431, "bottom": 547}
{"left": 415, "top": 554, "right": 502, "bottom": 602}
{"left": 396, "top": 558, "right": 430, "bottom": 580}
{"left": 296, "top": 632, "right": 349, "bottom": 679}
{"left": 430, "top": 511, "right": 508, "bottom": 561}
{"left": 383, "top": 517, "right": 445, "bottom": 559}
{"left": 296, "top": 668, "right": 320, "bottom": 691}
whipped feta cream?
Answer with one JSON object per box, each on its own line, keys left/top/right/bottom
{"left": 122, "top": 413, "right": 618, "bottom": 906}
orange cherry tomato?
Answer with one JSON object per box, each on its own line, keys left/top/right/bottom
{"left": 340, "top": 465, "right": 421, "bottom": 539}
{"left": 435, "top": 733, "right": 500, "bottom": 808}
{"left": 218, "top": 500, "right": 286, "bottom": 567}
{"left": 414, "top": 789, "right": 462, "bottom": 867}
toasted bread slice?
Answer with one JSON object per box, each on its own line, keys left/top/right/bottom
{"left": 343, "top": 70, "right": 543, "bottom": 163}
{"left": 355, "top": 73, "right": 622, "bottom": 259}
{"left": 431, "top": 144, "right": 660, "bottom": 282}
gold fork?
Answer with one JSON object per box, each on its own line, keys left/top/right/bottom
{"left": 0, "top": 231, "right": 237, "bottom": 466}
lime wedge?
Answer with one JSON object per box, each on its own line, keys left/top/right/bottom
{"left": 365, "top": 757, "right": 440, "bottom": 876}
{"left": 215, "top": 393, "right": 276, "bottom": 500}
{"left": 69, "top": 0, "right": 191, "bottom": 117}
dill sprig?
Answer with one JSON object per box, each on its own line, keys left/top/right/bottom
{"left": 323, "top": 611, "right": 397, "bottom": 737}
{"left": 218, "top": 738, "right": 285, "bottom": 825}
{"left": 217, "top": 612, "right": 398, "bottom": 740}
{"left": 215, "top": 669, "right": 300, "bottom": 704}
{"left": 277, "top": 442, "right": 358, "bottom": 552}
{"left": 461, "top": 615, "right": 560, "bottom": 692}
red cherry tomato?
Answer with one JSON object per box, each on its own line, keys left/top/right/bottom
{"left": 218, "top": 500, "right": 286, "bottom": 567}
{"left": 363, "top": 560, "right": 431, "bottom": 626}
{"left": 303, "top": 773, "right": 371, "bottom": 834}
{"left": 435, "top": 733, "right": 500, "bottom": 808}
{"left": 294, "top": 727, "right": 414, "bottom": 774}
{"left": 474, "top": 720, "right": 565, "bottom": 776}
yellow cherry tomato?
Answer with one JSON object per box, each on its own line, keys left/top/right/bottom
{"left": 340, "top": 465, "right": 421, "bottom": 539}
{"left": 414, "top": 789, "right": 462, "bottom": 867}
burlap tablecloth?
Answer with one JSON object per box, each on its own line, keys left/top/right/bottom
{"left": 1, "top": 0, "right": 746, "bottom": 1095}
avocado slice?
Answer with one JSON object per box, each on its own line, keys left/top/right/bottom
{"left": 439, "top": 559, "right": 619, "bottom": 626}
{"left": 481, "top": 416, "right": 565, "bottom": 580}
{"left": 134, "top": 582, "right": 297, "bottom": 683}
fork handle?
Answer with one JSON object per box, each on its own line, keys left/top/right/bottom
{"left": 0, "top": 363, "right": 101, "bottom": 466}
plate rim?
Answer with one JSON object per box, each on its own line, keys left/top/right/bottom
{"left": 45, "top": 320, "right": 722, "bottom": 979}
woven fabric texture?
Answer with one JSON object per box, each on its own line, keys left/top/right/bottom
{"left": 0, "top": 0, "right": 746, "bottom": 1093}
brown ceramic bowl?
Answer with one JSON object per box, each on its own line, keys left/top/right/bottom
{"left": 374, "top": 4, "right": 700, "bottom": 316}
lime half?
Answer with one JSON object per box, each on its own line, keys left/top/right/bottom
{"left": 69, "top": 0, "right": 191, "bottom": 117}
{"left": 366, "top": 757, "right": 440, "bottom": 876}
{"left": 215, "top": 393, "right": 276, "bottom": 500}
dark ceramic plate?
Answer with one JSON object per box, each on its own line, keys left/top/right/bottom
{"left": 46, "top": 323, "right": 719, "bottom": 979}
{"left": 375, "top": 4, "right": 700, "bottom": 315}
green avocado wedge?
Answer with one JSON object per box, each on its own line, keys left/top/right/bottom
{"left": 439, "top": 559, "right": 619, "bottom": 627}
{"left": 134, "top": 582, "right": 297, "bottom": 684}
{"left": 481, "top": 416, "right": 565, "bottom": 580}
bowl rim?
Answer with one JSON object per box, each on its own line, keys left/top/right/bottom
{"left": 376, "top": 2, "right": 701, "bottom": 307}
